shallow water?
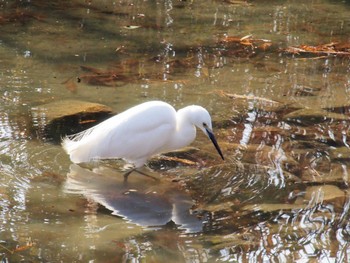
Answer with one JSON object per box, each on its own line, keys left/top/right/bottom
{"left": 1, "top": 0, "right": 350, "bottom": 262}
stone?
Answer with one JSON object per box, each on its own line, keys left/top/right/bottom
{"left": 283, "top": 108, "right": 349, "bottom": 125}
{"left": 31, "top": 99, "right": 114, "bottom": 143}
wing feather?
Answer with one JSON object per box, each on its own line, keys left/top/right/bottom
{"left": 62, "top": 101, "right": 177, "bottom": 164}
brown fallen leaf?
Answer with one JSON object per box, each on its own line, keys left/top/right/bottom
{"left": 221, "top": 0, "right": 252, "bottom": 5}
{"left": 80, "top": 65, "right": 104, "bottom": 74}
{"left": 79, "top": 65, "right": 129, "bottom": 86}
{"left": 157, "top": 155, "right": 197, "bottom": 166}
{"left": 217, "top": 90, "right": 280, "bottom": 105}
{"left": 220, "top": 34, "right": 254, "bottom": 45}
{"left": 62, "top": 77, "right": 78, "bottom": 93}
{"left": 0, "top": 9, "right": 45, "bottom": 25}
{"left": 0, "top": 239, "right": 33, "bottom": 254}
{"left": 218, "top": 34, "right": 272, "bottom": 51}
{"left": 283, "top": 42, "right": 350, "bottom": 57}
{"left": 13, "top": 242, "right": 33, "bottom": 253}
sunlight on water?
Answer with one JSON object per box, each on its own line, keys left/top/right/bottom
{"left": 0, "top": 0, "right": 349, "bottom": 261}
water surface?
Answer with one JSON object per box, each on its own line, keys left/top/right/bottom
{"left": 0, "top": 0, "right": 350, "bottom": 262}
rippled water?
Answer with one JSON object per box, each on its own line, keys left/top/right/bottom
{"left": 0, "top": 0, "right": 350, "bottom": 262}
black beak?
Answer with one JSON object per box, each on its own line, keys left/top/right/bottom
{"left": 206, "top": 128, "right": 224, "bottom": 160}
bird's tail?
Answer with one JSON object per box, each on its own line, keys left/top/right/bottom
{"left": 62, "top": 136, "right": 90, "bottom": 163}
{"left": 62, "top": 136, "right": 85, "bottom": 163}
{"left": 62, "top": 122, "right": 103, "bottom": 163}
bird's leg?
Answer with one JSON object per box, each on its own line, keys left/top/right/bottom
{"left": 122, "top": 164, "right": 136, "bottom": 181}
{"left": 134, "top": 169, "right": 159, "bottom": 181}
{"left": 123, "top": 168, "right": 135, "bottom": 181}
{"left": 123, "top": 168, "right": 159, "bottom": 182}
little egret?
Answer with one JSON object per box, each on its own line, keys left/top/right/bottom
{"left": 62, "top": 101, "right": 224, "bottom": 174}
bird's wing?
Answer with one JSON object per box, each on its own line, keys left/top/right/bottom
{"left": 100, "top": 104, "right": 177, "bottom": 162}
{"left": 62, "top": 101, "right": 177, "bottom": 164}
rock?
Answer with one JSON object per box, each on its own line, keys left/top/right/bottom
{"left": 31, "top": 100, "right": 114, "bottom": 143}
{"left": 323, "top": 104, "right": 350, "bottom": 114}
{"left": 218, "top": 142, "right": 301, "bottom": 176}
{"left": 241, "top": 185, "right": 346, "bottom": 217}
{"left": 227, "top": 93, "right": 284, "bottom": 112}
{"left": 243, "top": 203, "right": 306, "bottom": 213}
{"left": 291, "top": 85, "right": 321, "bottom": 97}
{"left": 304, "top": 185, "right": 345, "bottom": 202}
{"left": 284, "top": 125, "right": 344, "bottom": 147}
{"left": 297, "top": 153, "right": 350, "bottom": 184}
{"left": 222, "top": 92, "right": 300, "bottom": 116}
{"left": 302, "top": 185, "right": 346, "bottom": 211}
{"left": 186, "top": 162, "right": 298, "bottom": 212}
{"left": 329, "top": 146, "right": 350, "bottom": 161}
{"left": 283, "top": 108, "right": 349, "bottom": 125}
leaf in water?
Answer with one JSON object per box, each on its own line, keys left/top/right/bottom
{"left": 13, "top": 242, "right": 33, "bottom": 253}
{"left": 329, "top": 147, "right": 350, "bottom": 161}
{"left": 217, "top": 90, "right": 287, "bottom": 112}
{"left": 301, "top": 162, "right": 350, "bottom": 185}
{"left": 187, "top": 162, "right": 296, "bottom": 211}
{"left": 148, "top": 147, "right": 219, "bottom": 171}
{"left": 0, "top": 9, "right": 45, "bottom": 25}
{"left": 157, "top": 155, "right": 197, "bottom": 166}
{"left": 283, "top": 108, "right": 349, "bottom": 125}
{"left": 218, "top": 35, "right": 272, "bottom": 51}
{"left": 0, "top": 243, "right": 13, "bottom": 254}
{"left": 221, "top": 0, "right": 252, "bottom": 5}
{"left": 283, "top": 42, "right": 350, "bottom": 57}
{"left": 304, "top": 185, "right": 346, "bottom": 202}
{"left": 201, "top": 231, "right": 258, "bottom": 251}
{"left": 0, "top": 238, "right": 33, "bottom": 255}
{"left": 123, "top": 25, "right": 141, "bottom": 29}
{"left": 243, "top": 203, "right": 306, "bottom": 213}
{"left": 115, "top": 45, "right": 126, "bottom": 53}
{"left": 258, "top": 41, "right": 273, "bottom": 51}
{"left": 80, "top": 65, "right": 104, "bottom": 74}
{"left": 62, "top": 77, "right": 78, "bottom": 93}
{"left": 291, "top": 85, "right": 321, "bottom": 97}
{"left": 79, "top": 65, "right": 133, "bottom": 87}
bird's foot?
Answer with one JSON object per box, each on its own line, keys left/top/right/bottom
{"left": 123, "top": 168, "right": 159, "bottom": 182}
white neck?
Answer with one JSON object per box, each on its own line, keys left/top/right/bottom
{"left": 166, "top": 107, "right": 196, "bottom": 151}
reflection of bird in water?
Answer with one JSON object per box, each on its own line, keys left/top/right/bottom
{"left": 64, "top": 164, "right": 203, "bottom": 233}
{"left": 62, "top": 101, "right": 224, "bottom": 176}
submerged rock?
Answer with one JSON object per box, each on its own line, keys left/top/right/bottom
{"left": 226, "top": 93, "right": 285, "bottom": 112}
{"left": 304, "top": 184, "right": 345, "bottom": 202}
{"left": 221, "top": 92, "right": 300, "bottom": 116}
{"left": 329, "top": 146, "right": 350, "bottom": 161}
{"left": 283, "top": 108, "right": 349, "bottom": 125}
{"left": 31, "top": 99, "right": 114, "bottom": 143}
{"left": 187, "top": 162, "right": 299, "bottom": 213}
{"left": 300, "top": 162, "right": 350, "bottom": 184}
{"left": 243, "top": 203, "right": 306, "bottom": 213}
{"left": 218, "top": 142, "right": 301, "bottom": 176}
{"left": 301, "top": 184, "right": 347, "bottom": 211}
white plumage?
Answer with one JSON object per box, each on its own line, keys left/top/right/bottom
{"left": 62, "top": 100, "right": 224, "bottom": 167}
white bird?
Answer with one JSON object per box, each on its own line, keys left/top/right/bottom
{"left": 62, "top": 101, "right": 224, "bottom": 173}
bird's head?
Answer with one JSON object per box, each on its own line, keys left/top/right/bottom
{"left": 188, "top": 106, "right": 224, "bottom": 160}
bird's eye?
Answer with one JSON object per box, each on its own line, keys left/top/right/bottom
{"left": 203, "top": 122, "right": 207, "bottom": 127}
